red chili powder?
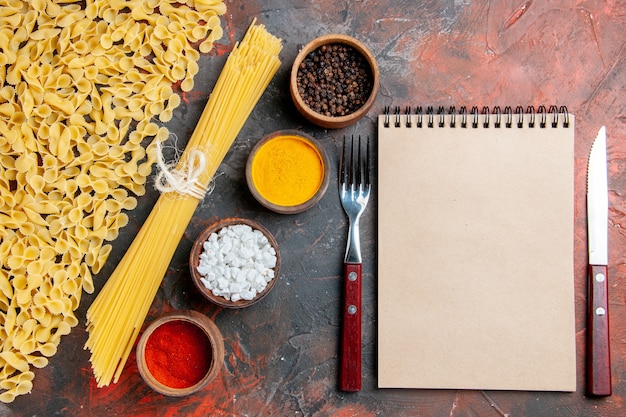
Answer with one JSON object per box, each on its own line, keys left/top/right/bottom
{"left": 144, "top": 320, "right": 212, "bottom": 389}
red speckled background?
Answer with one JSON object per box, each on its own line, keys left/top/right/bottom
{"left": 6, "top": 1, "right": 625, "bottom": 416}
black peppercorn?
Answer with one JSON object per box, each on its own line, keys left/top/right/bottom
{"left": 296, "top": 43, "right": 373, "bottom": 118}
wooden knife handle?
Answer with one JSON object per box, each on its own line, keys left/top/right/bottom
{"left": 340, "top": 262, "right": 362, "bottom": 391}
{"left": 587, "top": 264, "right": 612, "bottom": 396}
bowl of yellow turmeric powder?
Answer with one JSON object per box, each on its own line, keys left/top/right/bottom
{"left": 246, "top": 130, "right": 331, "bottom": 214}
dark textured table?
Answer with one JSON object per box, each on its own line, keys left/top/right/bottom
{"left": 7, "top": 1, "right": 625, "bottom": 416}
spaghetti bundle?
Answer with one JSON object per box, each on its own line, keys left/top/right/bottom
{"left": 85, "top": 21, "right": 282, "bottom": 387}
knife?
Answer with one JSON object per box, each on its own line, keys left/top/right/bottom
{"left": 586, "top": 126, "right": 612, "bottom": 396}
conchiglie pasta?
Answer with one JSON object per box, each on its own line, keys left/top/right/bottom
{"left": 0, "top": 0, "right": 226, "bottom": 403}
{"left": 28, "top": 356, "right": 48, "bottom": 369}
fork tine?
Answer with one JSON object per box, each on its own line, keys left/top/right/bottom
{"left": 349, "top": 135, "right": 356, "bottom": 187}
{"left": 356, "top": 136, "right": 362, "bottom": 187}
{"left": 354, "top": 135, "right": 370, "bottom": 189}
{"left": 364, "top": 135, "right": 370, "bottom": 188}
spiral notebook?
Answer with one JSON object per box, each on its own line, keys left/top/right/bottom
{"left": 377, "top": 106, "right": 576, "bottom": 391}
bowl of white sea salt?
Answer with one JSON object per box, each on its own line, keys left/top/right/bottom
{"left": 189, "top": 218, "right": 280, "bottom": 308}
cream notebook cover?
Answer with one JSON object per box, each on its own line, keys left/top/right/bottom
{"left": 377, "top": 106, "right": 576, "bottom": 391}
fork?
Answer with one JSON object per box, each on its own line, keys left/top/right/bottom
{"left": 339, "top": 134, "right": 371, "bottom": 392}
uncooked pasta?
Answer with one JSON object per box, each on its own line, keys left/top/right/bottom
{"left": 84, "top": 20, "right": 282, "bottom": 387}
{"left": 0, "top": 0, "right": 225, "bottom": 403}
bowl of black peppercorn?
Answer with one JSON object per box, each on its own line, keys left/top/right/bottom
{"left": 290, "top": 34, "right": 379, "bottom": 129}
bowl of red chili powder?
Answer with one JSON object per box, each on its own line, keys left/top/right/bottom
{"left": 136, "top": 310, "right": 224, "bottom": 396}
{"left": 290, "top": 34, "right": 379, "bottom": 129}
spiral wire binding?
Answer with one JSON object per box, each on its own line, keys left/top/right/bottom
{"left": 383, "top": 105, "right": 570, "bottom": 129}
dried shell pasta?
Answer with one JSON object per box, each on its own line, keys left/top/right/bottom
{"left": 0, "top": 0, "right": 225, "bottom": 403}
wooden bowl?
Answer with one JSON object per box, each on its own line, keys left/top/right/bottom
{"left": 189, "top": 218, "right": 281, "bottom": 308}
{"left": 290, "top": 34, "right": 379, "bottom": 129}
{"left": 246, "top": 130, "right": 330, "bottom": 214}
{"left": 136, "top": 310, "right": 224, "bottom": 397}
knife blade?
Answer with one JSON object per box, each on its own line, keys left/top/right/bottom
{"left": 586, "top": 126, "right": 611, "bottom": 396}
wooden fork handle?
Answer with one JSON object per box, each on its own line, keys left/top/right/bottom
{"left": 340, "top": 262, "right": 362, "bottom": 391}
{"left": 587, "top": 264, "right": 612, "bottom": 396}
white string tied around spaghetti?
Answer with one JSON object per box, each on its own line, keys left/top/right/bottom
{"left": 154, "top": 137, "right": 214, "bottom": 199}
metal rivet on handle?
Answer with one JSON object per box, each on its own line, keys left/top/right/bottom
{"left": 348, "top": 305, "right": 357, "bottom": 314}
{"left": 595, "top": 273, "right": 605, "bottom": 283}
{"left": 596, "top": 307, "right": 606, "bottom": 316}
{"left": 348, "top": 271, "right": 357, "bottom": 281}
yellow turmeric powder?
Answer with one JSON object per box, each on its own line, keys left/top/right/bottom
{"left": 250, "top": 134, "right": 325, "bottom": 206}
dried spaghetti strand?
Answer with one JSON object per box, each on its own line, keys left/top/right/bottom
{"left": 85, "top": 20, "right": 282, "bottom": 387}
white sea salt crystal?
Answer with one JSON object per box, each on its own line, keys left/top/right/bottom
{"left": 217, "top": 277, "right": 229, "bottom": 290}
{"left": 240, "top": 289, "right": 255, "bottom": 300}
{"left": 197, "top": 264, "right": 211, "bottom": 276}
{"left": 212, "top": 288, "right": 225, "bottom": 298}
{"left": 229, "top": 282, "right": 243, "bottom": 293}
{"left": 196, "top": 223, "right": 277, "bottom": 302}
{"left": 262, "top": 253, "right": 276, "bottom": 268}
{"left": 239, "top": 247, "right": 254, "bottom": 259}
{"left": 237, "top": 269, "right": 247, "bottom": 282}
